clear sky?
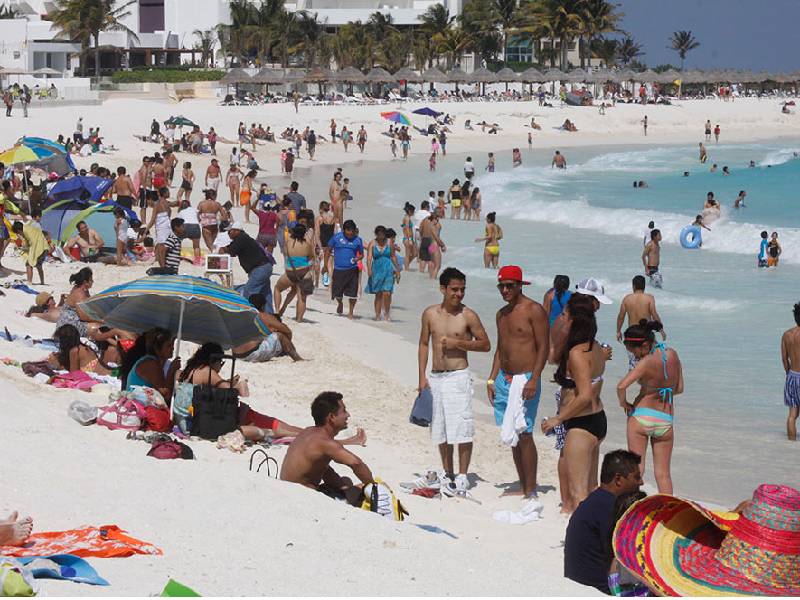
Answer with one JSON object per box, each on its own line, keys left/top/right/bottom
{"left": 614, "top": 0, "right": 800, "bottom": 71}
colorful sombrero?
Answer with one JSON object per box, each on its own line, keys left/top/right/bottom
{"left": 613, "top": 484, "right": 800, "bottom": 596}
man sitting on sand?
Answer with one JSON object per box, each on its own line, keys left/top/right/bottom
{"left": 280, "top": 392, "right": 370, "bottom": 505}
{"left": 233, "top": 293, "right": 302, "bottom": 362}
{"left": 0, "top": 511, "right": 33, "bottom": 546}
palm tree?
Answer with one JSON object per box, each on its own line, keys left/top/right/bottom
{"left": 590, "top": 36, "right": 617, "bottom": 68}
{"left": 518, "top": 0, "right": 583, "bottom": 70}
{"left": 579, "top": 0, "right": 623, "bottom": 68}
{"left": 437, "top": 27, "right": 472, "bottom": 69}
{"left": 331, "top": 22, "right": 372, "bottom": 71}
{"left": 461, "top": 0, "right": 508, "bottom": 65}
{"left": 48, "top": 0, "right": 138, "bottom": 82}
{"left": 616, "top": 36, "right": 643, "bottom": 66}
{"left": 293, "top": 11, "right": 323, "bottom": 67}
{"left": 419, "top": 3, "right": 455, "bottom": 67}
{"left": 668, "top": 30, "right": 699, "bottom": 69}
{"left": 377, "top": 30, "right": 413, "bottom": 72}
{"left": 193, "top": 29, "right": 216, "bottom": 67}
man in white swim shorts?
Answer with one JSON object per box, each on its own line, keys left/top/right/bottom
{"left": 416, "top": 267, "right": 490, "bottom": 496}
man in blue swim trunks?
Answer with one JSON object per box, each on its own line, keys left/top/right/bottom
{"left": 487, "top": 265, "right": 549, "bottom": 509}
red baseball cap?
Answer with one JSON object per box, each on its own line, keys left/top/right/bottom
{"left": 497, "top": 265, "right": 530, "bottom": 285}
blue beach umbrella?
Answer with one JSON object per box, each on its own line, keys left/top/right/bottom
{"left": 79, "top": 274, "right": 269, "bottom": 352}
{"left": 412, "top": 107, "right": 442, "bottom": 118}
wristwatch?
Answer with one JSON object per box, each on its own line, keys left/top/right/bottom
{"left": 486, "top": 379, "right": 495, "bottom": 385}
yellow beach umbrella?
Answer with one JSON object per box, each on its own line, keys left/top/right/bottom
{"left": 0, "top": 145, "right": 40, "bottom": 165}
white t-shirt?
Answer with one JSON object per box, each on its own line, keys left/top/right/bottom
{"left": 464, "top": 161, "right": 475, "bottom": 174}
{"left": 413, "top": 209, "right": 431, "bottom": 232}
{"left": 643, "top": 229, "right": 653, "bottom": 246}
{"left": 178, "top": 206, "right": 199, "bottom": 225}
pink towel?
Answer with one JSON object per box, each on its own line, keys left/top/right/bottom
{"left": 50, "top": 371, "right": 96, "bottom": 391}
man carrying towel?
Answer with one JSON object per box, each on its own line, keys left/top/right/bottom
{"left": 416, "top": 267, "right": 490, "bottom": 497}
{"left": 488, "top": 265, "right": 549, "bottom": 510}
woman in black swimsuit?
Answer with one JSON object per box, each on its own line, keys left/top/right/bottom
{"left": 543, "top": 308, "right": 608, "bottom": 513}
{"left": 316, "top": 201, "right": 336, "bottom": 288}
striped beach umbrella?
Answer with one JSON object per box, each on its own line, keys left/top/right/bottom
{"left": 380, "top": 111, "right": 411, "bottom": 126}
{"left": 0, "top": 144, "right": 53, "bottom": 165}
{"left": 80, "top": 274, "right": 269, "bottom": 352}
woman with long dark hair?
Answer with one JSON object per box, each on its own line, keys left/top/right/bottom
{"left": 543, "top": 275, "right": 572, "bottom": 326}
{"left": 273, "top": 223, "right": 315, "bottom": 321}
{"left": 49, "top": 324, "right": 111, "bottom": 374}
{"left": 617, "top": 319, "right": 683, "bottom": 494}
{"left": 542, "top": 308, "right": 608, "bottom": 513}
{"left": 120, "top": 327, "right": 181, "bottom": 400}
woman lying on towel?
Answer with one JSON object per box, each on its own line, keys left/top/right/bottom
{"left": 47, "top": 324, "right": 117, "bottom": 375}
{"left": 26, "top": 292, "right": 62, "bottom": 323}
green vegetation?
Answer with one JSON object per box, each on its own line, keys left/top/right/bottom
{"left": 111, "top": 69, "right": 226, "bottom": 83}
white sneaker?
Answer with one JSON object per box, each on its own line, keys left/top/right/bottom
{"left": 440, "top": 474, "right": 457, "bottom": 497}
{"left": 400, "top": 470, "right": 440, "bottom": 491}
{"left": 522, "top": 496, "right": 544, "bottom": 516}
{"left": 454, "top": 474, "right": 469, "bottom": 493}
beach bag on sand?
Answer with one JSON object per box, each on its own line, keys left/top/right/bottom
{"left": 96, "top": 397, "right": 146, "bottom": 431}
{"left": 409, "top": 388, "right": 433, "bottom": 427}
{"left": 147, "top": 439, "right": 193, "bottom": 460}
{"left": 361, "top": 478, "right": 408, "bottom": 522}
{"left": 190, "top": 354, "right": 240, "bottom": 440}
{"left": 143, "top": 406, "right": 171, "bottom": 432}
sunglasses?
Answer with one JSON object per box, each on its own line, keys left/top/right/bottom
{"left": 496, "top": 282, "right": 519, "bottom": 290}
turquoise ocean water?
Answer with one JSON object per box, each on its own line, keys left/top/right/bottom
{"left": 336, "top": 139, "right": 800, "bottom": 505}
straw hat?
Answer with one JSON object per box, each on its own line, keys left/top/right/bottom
{"left": 613, "top": 484, "right": 800, "bottom": 596}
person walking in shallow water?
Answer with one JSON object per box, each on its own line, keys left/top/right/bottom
{"left": 781, "top": 302, "right": 800, "bottom": 441}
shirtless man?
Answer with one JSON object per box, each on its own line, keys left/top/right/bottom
{"left": 781, "top": 302, "right": 800, "bottom": 440}
{"left": 418, "top": 212, "right": 445, "bottom": 280}
{"left": 163, "top": 150, "right": 178, "bottom": 187}
{"left": 205, "top": 158, "right": 221, "bottom": 193}
{"left": 280, "top": 392, "right": 371, "bottom": 505}
{"left": 488, "top": 265, "right": 549, "bottom": 504}
{"left": 415, "top": 268, "right": 490, "bottom": 495}
{"left": 112, "top": 166, "right": 137, "bottom": 211}
{"left": 642, "top": 229, "right": 662, "bottom": 288}
{"left": 136, "top": 156, "right": 153, "bottom": 223}
{"left": 232, "top": 292, "right": 303, "bottom": 362}
{"left": 552, "top": 150, "right": 567, "bottom": 169}
{"left": 65, "top": 221, "right": 107, "bottom": 262}
{"left": 699, "top": 142, "right": 708, "bottom": 164}
{"left": 617, "top": 275, "right": 665, "bottom": 367}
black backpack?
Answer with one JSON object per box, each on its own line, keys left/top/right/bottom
{"left": 190, "top": 354, "right": 240, "bottom": 440}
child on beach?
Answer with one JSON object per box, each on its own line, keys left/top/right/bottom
{"left": 512, "top": 148, "right": 522, "bottom": 167}
{"left": 486, "top": 152, "right": 495, "bottom": 172}
{"left": 429, "top": 152, "right": 436, "bottom": 171}
{"left": 114, "top": 208, "right": 129, "bottom": 266}
{"left": 390, "top": 138, "right": 397, "bottom": 158}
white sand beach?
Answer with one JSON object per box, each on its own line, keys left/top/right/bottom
{"left": 1, "top": 94, "right": 797, "bottom": 595}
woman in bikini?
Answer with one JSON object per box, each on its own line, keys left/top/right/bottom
{"left": 48, "top": 324, "right": 114, "bottom": 375}
{"left": 474, "top": 211, "right": 502, "bottom": 269}
{"left": 470, "top": 187, "right": 482, "bottom": 221}
{"left": 273, "top": 223, "right": 315, "bottom": 322}
{"left": 401, "top": 203, "right": 416, "bottom": 271}
{"left": 198, "top": 190, "right": 225, "bottom": 250}
{"left": 448, "top": 179, "right": 462, "bottom": 220}
{"left": 55, "top": 268, "right": 131, "bottom": 343}
{"left": 543, "top": 307, "right": 609, "bottom": 513}
{"left": 617, "top": 319, "right": 683, "bottom": 494}
{"left": 176, "top": 161, "right": 194, "bottom": 203}
{"left": 316, "top": 201, "right": 336, "bottom": 288}
{"left": 240, "top": 169, "right": 256, "bottom": 224}
{"left": 225, "top": 164, "right": 241, "bottom": 208}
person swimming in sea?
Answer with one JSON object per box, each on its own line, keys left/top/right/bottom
{"left": 734, "top": 190, "right": 747, "bottom": 209}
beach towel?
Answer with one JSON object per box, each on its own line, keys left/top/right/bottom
{"left": 500, "top": 374, "right": 528, "bottom": 447}
{"left": 16, "top": 555, "right": 109, "bottom": 586}
{"left": 0, "top": 558, "right": 36, "bottom": 596}
{"left": 50, "top": 370, "right": 96, "bottom": 391}
{"left": 0, "top": 525, "right": 162, "bottom": 558}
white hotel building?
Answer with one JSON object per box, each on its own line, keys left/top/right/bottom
{"left": 0, "top": 0, "right": 581, "bottom": 76}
